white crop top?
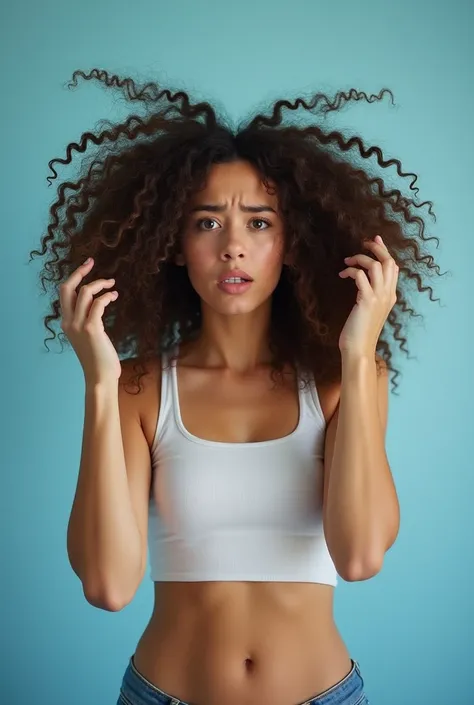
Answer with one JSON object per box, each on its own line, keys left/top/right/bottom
{"left": 147, "top": 345, "right": 338, "bottom": 586}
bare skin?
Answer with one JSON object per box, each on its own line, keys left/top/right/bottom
{"left": 131, "top": 345, "right": 351, "bottom": 705}
{"left": 119, "top": 161, "right": 355, "bottom": 705}
{"left": 61, "top": 160, "right": 366, "bottom": 704}
{"left": 61, "top": 158, "right": 391, "bottom": 703}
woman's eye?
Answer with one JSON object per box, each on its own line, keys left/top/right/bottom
{"left": 252, "top": 218, "right": 270, "bottom": 230}
{"left": 195, "top": 217, "right": 271, "bottom": 231}
{"left": 197, "top": 218, "right": 219, "bottom": 230}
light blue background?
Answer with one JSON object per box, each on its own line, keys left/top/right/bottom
{"left": 2, "top": 1, "right": 472, "bottom": 703}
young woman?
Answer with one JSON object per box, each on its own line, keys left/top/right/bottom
{"left": 30, "top": 69, "right": 444, "bottom": 705}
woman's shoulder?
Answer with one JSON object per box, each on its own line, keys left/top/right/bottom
{"left": 119, "top": 355, "right": 163, "bottom": 387}
{"left": 119, "top": 355, "right": 163, "bottom": 449}
{"left": 313, "top": 377, "right": 341, "bottom": 427}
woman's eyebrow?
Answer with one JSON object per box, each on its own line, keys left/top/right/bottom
{"left": 189, "top": 204, "right": 277, "bottom": 214}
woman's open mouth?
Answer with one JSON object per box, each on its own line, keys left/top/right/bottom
{"left": 217, "top": 277, "right": 253, "bottom": 295}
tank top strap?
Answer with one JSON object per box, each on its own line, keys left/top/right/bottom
{"left": 154, "top": 345, "right": 177, "bottom": 444}
{"left": 297, "top": 365, "right": 326, "bottom": 426}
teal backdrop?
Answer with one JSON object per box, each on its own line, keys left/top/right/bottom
{"left": 2, "top": 1, "right": 471, "bottom": 703}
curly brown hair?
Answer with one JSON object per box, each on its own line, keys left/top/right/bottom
{"left": 29, "top": 68, "right": 447, "bottom": 395}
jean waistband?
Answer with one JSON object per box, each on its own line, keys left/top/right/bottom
{"left": 120, "top": 655, "right": 364, "bottom": 705}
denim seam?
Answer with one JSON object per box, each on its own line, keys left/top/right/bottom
{"left": 352, "top": 695, "right": 366, "bottom": 705}
{"left": 129, "top": 657, "right": 183, "bottom": 704}
{"left": 301, "top": 660, "right": 357, "bottom": 704}
{"left": 119, "top": 691, "right": 135, "bottom": 705}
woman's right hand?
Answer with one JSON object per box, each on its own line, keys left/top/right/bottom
{"left": 59, "top": 257, "right": 122, "bottom": 384}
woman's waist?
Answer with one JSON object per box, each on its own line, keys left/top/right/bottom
{"left": 133, "top": 581, "right": 350, "bottom": 705}
{"left": 152, "top": 578, "right": 336, "bottom": 610}
{"left": 148, "top": 579, "right": 337, "bottom": 636}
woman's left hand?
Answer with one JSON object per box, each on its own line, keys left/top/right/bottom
{"left": 338, "top": 235, "right": 399, "bottom": 357}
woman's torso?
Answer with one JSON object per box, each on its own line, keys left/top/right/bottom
{"left": 132, "top": 347, "right": 348, "bottom": 705}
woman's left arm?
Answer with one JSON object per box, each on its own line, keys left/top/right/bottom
{"left": 322, "top": 351, "right": 400, "bottom": 582}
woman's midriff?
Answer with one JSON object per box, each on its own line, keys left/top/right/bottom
{"left": 133, "top": 581, "right": 351, "bottom": 705}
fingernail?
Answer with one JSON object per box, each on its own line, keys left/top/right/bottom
{"left": 84, "top": 257, "right": 92, "bottom": 264}
{"left": 376, "top": 235, "right": 383, "bottom": 244}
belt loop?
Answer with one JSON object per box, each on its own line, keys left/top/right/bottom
{"left": 354, "top": 659, "right": 362, "bottom": 676}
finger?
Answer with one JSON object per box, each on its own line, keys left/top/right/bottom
{"left": 339, "top": 267, "right": 373, "bottom": 295}
{"left": 364, "top": 238, "right": 392, "bottom": 262}
{"left": 342, "top": 257, "right": 384, "bottom": 293}
{"left": 367, "top": 260, "right": 384, "bottom": 292}
{"left": 344, "top": 254, "right": 376, "bottom": 269}
{"left": 362, "top": 241, "right": 399, "bottom": 293}
{"left": 59, "top": 258, "right": 94, "bottom": 325}
{"left": 366, "top": 248, "right": 399, "bottom": 295}
{"left": 388, "top": 260, "right": 400, "bottom": 301}
{"left": 74, "top": 279, "right": 116, "bottom": 328}
{"left": 85, "top": 290, "right": 119, "bottom": 330}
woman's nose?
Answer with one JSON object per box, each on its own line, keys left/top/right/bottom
{"left": 219, "top": 227, "right": 247, "bottom": 259}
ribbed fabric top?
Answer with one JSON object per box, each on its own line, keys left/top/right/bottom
{"left": 147, "top": 345, "right": 337, "bottom": 585}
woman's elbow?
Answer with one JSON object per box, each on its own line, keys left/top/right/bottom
{"left": 337, "top": 554, "right": 384, "bottom": 582}
{"left": 83, "top": 582, "right": 134, "bottom": 612}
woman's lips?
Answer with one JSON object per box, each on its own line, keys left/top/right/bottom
{"left": 217, "top": 280, "right": 253, "bottom": 294}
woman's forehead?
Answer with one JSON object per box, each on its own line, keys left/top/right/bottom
{"left": 190, "top": 161, "right": 278, "bottom": 207}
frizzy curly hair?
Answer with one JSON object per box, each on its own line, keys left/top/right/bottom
{"left": 29, "top": 68, "right": 447, "bottom": 395}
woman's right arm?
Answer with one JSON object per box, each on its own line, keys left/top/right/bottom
{"left": 67, "top": 371, "right": 151, "bottom": 612}
{"left": 59, "top": 257, "right": 152, "bottom": 612}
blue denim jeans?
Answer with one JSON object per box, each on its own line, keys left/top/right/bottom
{"left": 117, "top": 655, "right": 370, "bottom": 705}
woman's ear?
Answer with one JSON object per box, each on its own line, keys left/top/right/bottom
{"left": 175, "top": 253, "right": 186, "bottom": 266}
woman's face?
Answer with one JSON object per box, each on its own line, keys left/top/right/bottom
{"left": 178, "top": 160, "right": 287, "bottom": 317}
